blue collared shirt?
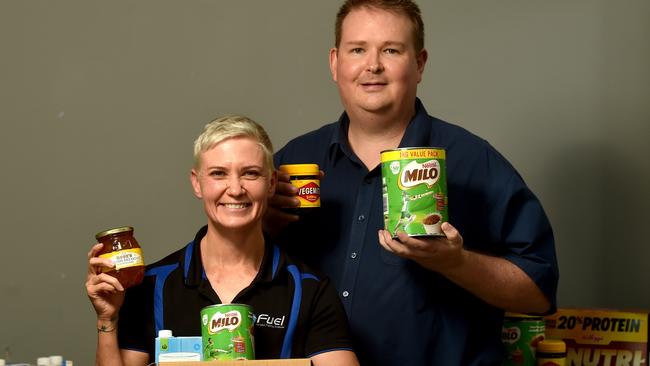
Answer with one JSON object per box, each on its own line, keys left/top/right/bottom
{"left": 274, "top": 99, "right": 558, "bottom": 366}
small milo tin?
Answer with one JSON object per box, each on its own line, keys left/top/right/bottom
{"left": 201, "top": 304, "right": 255, "bottom": 360}
{"left": 501, "top": 312, "right": 546, "bottom": 366}
{"left": 381, "top": 147, "right": 448, "bottom": 237}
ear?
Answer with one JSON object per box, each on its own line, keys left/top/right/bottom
{"left": 268, "top": 170, "right": 277, "bottom": 196}
{"left": 416, "top": 48, "right": 428, "bottom": 84}
{"left": 329, "top": 48, "right": 339, "bottom": 82}
{"left": 190, "top": 169, "right": 203, "bottom": 199}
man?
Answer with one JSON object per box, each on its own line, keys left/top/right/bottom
{"left": 268, "top": 0, "right": 559, "bottom": 365}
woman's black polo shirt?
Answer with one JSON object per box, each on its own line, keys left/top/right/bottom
{"left": 117, "top": 226, "right": 354, "bottom": 362}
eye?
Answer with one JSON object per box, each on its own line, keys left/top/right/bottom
{"left": 350, "top": 47, "right": 364, "bottom": 54}
{"left": 208, "top": 170, "right": 226, "bottom": 178}
{"left": 242, "top": 169, "right": 262, "bottom": 180}
{"left": 384, "top": 48, "right": 399, "bottom": 54}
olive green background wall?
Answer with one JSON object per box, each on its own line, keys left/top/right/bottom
{"left": 1, "top": 1, "right": 648, "bottom": 364}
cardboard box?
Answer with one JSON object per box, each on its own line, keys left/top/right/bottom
{"left": 545, "top": 308, "right": 648, "bottom": 366}
{"left": 159, "top": 359, "right": 312, "bottom": 366}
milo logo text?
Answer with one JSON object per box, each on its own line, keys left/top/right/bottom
{"left": 209, "top": 310, "right": 242, "bottom": 334}
{"left": 399, "top": 160, "right": 440, "bottom": 189}
{"left": 502, "top": 327, "right": 521, "bottom": 344}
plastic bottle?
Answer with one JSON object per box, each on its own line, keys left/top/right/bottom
{"left": 155, "top": 329, "right": 179, "bottom": 363}
{"left": 48, "top": 356, "right": 63, "bottom": 366}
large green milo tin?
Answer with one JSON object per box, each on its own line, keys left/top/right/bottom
{"left": 501, "top": 312, "right": 545, "bottom": 366}
{"left": 381, "top": 147, "right": 448, "bottom": 237}
{"left": 201, "top": 304, "right": 255, "bottom": 360}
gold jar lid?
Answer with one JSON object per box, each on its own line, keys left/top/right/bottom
{"left": 279, "top": 164, "right": 319, "bottom": 176}
{"left": 537, "top": 339, "right": 566, "bottom": 353}
{"left": 504, "top": 312, "right": 544, "bottom": 319}
{"left": 95, "top": 226, "right": 134, "bottom": 240}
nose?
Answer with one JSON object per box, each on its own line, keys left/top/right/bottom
{"left": 227, "top": 176, "right": 246, "bottom": 196}
{"left": 366, "top": 50, "right": 384, "bottom": 73}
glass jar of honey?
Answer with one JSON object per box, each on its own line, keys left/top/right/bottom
{"left": 95, "top": 226, "right": 145, "bottom": 289}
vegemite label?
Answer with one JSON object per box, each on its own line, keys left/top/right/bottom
{"left": 292, "top": 179, "right": 320, "bottom": 208}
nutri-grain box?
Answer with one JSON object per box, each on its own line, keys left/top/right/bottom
{"left": 544, "top": 308, "right": 648, "bottom": 366}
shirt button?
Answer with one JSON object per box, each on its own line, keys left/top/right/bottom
{"left": 342, "top": 291, "right": 350, "bottom": 298}
{"left": 350, "top": 252, "right": 358, "bottom": 259}
{"left": 358, "top": 215, "right": 365, "bottom": 222}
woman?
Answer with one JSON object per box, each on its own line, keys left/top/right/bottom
{"left": 86, "top": 115, "right": 359, "bottom": 366}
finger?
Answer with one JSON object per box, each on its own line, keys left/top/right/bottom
{"left": 276, "top": 170, "right": 291, "bottom": 183}
{"left": 87, "top": 280, "right": 120, "bottom": 296}
{"left": 88, "top": 273, "right": 125, "bottom": 292}
{"left": 440, "top": 222, "right": 463, "bottom": 244}
{"left": 319, "top": 170, "right": 325, "bottom": 179}
{"left": 89, "top": 257, "right": 115, "bottom": 270}
{"left": 377, "top": 230, "right": 394, "bottom": 252}
{"left": 266, "top": 207, "right": 299, "bottom": 222}
{"left": 276, "top": 180, "right": 299, "bottom": 195}
{"left": 395, "top": 231, "right": 439, "bottom": 251}
{"left": 393, "top": 232, "right": 449, "bottom": 258}
{"left": 268, "top": 193, "right": 300, "bottom": 209}
{"left": 380, "top": 230, "right": 412, "bottom": 255}
{"left": 87, "top": 243, "right": 104, "bottom": 259}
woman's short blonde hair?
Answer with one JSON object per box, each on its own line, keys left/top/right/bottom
{"left": 193, "top": 115, "right": 274, "bottom": 172}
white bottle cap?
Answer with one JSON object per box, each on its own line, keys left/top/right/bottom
{"left": 37, "top": 357, "right": 51, "bottom": 366}
{"left": 0, "top": 358, "right": 6, "bottom": 366}
{"left": 158, "top": 329, "right": 173, "bottom": 338}
{"left": 49, "top": 355, "right": 63, "bottom": 365}
{"left": 65, "top": 361, "right": 74, "bottom": 366}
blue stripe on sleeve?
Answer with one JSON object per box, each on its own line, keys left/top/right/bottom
{"left": 145, "top": 264, "right": 178, "bottom": 335}
{"left": 281, "top": 264, "right": 302, "bottom": 359}
{"left": 301, "top": 273, "right": 319, "bottom": 281}
{"left": 183, "top": 241, "right": 194, "bottom": 280}
{"left": 271, "top": 245, "right": 280, "bottom": 279}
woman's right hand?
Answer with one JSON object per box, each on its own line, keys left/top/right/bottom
{"left": 85, "top": 243, "right": 125, "bottom": 321}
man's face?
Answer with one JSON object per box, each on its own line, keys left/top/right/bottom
{"left": 330, "top": 7, "right": 427, "bottom": 117}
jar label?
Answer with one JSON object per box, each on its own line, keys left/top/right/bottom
{"left": 291, "top": 179, "right": 320, "bottom": 208}
{"left": 381, "top": 148, "right": 448, "bottom": 237}
{"left": 99, "top": 248, "right": 145, "bottom": 271}
{"left": 201, "top": 304, "right": 255, "bottom": 360}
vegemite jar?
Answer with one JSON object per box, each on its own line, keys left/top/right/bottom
{"left": 279, "top": 164, "right": 320, "bottom": 215}
{"left": 536, "top": 339, "right": 566, "bottom": 366}
{"left": 95, "top": 226, "right": 145, "bottom": 289}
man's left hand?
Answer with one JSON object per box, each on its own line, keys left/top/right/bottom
{"left": 378, "top": 222, "right": 467, "bottom": 274}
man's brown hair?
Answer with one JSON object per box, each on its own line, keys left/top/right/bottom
{"left": 334, "top": 0, "right": 425, "bottom": 52}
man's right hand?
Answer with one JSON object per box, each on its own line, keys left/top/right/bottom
{"left": 264, "top": 170, "right": 300, "bottom": 237}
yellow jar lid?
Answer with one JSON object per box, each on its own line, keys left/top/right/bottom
{"left": 95, "top": 226, "right": 134, "bottom": 240}
{"left": 537, "top": 339, "right": 566, "bottom": 353}
{"left": 504, "top": 312, "right": 543, "bottom": 319}
{"left": 279, "top": 164, "right": 319, "bottom": 175}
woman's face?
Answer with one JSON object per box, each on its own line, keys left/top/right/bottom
{"left": 191, "top": 137, "right": 276, "bottom": 232}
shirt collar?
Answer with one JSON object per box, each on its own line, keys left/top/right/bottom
{"left": 184, "top": 225, "right": 285, "bottom": 287}
{"left": 328, "top": 98, "right": 433, "bottom": 161}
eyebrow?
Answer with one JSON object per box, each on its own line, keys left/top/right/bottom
{"left": 205, "top": 164, "right": 264, "bottom": 170}
{"left": 341, "top": 40, "right": 407, "bottom": 48}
